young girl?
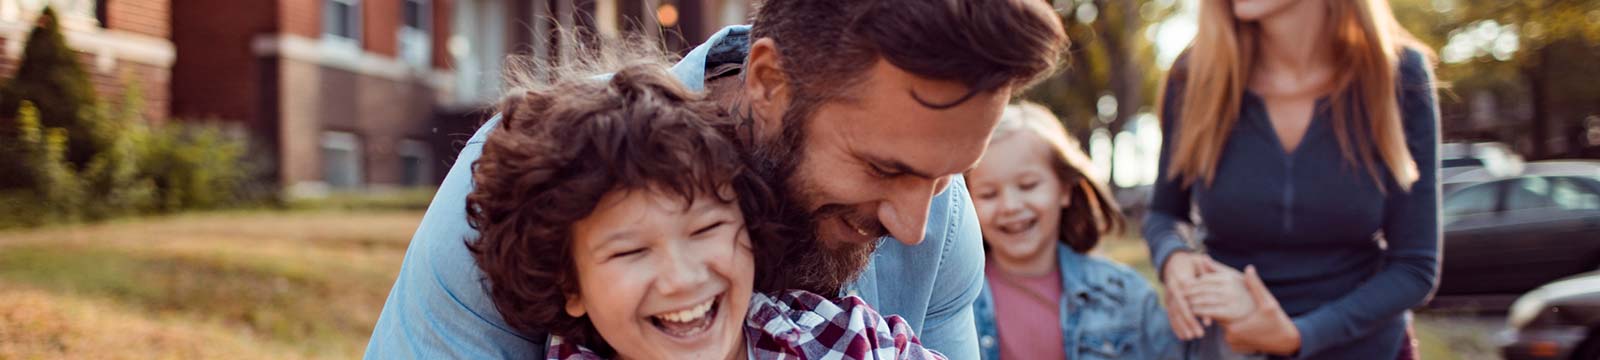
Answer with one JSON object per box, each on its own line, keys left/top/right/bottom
{"left": 965, "top": 102, "right": 1249, "bottom": 359}
{"left": 1146, "top": 0, "right": 1440, "bottom": 358}
{"left": 462, "top": 63, "right": 942, "bottom": 360}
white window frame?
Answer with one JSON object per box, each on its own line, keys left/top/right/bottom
{"left": 397, "top": 0, "right": 431, "bottom": 68}
{"left": 397, "top": 139, "right": 434, "bottom": 187}
{"left": 321, "top": 131, "right": 364, "bottom": 189}
{"left": 1, "top": 0, "right": 97, "bottom": 28}
{"left": 322, "top": 0, "right": 362, "bottom": 50}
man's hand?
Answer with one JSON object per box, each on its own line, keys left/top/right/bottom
{"left": 1161, "top": 251, "right": 1216, "bottom": 340}
{"left": 1221, "top": 266, "right": 1301, "bottom": 355}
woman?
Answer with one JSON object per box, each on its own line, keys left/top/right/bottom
{"left": 966, "top": 102, "right": 1193, "bottom": 359}
{"left": 1143, "top": 0, "right": 1440, "bottom": 358}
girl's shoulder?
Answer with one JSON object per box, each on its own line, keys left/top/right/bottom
{"left": 1070, "top": 251, "right": 1160, "bottom": 299}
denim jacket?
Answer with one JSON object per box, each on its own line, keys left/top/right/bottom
{"left": 974, "top": 243, "right": 1181, "bottom": 360}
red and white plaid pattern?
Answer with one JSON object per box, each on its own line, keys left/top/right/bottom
{"left": 546, "top": 290, "right": 945, "bottom": 360}
{"left": 745, "top": 290, "right": 945, "bottom": 360}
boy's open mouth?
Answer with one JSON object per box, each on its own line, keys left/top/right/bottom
{"left": 649, "top": 296, "right": 721, "bottom": 338}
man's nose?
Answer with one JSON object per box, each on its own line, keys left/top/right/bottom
{"left": 877, "top": 178, "right": 944, "bottom": 245}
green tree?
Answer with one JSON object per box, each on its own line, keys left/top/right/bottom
{"left": 0, "top": 6, "right": 106, "bottom": 171}
{"left": 1393, "top": 0, "right": 1600, "bottom": 158}
{"left": 1023, "top": 0, "right": 1177, "bottom": 147}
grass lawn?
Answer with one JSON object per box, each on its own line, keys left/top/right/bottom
{"left": 0, "top": 210, "right": 1493, "bottom": 358}
{"left": 0, "top": 210, "right": 422, "bottom": 359}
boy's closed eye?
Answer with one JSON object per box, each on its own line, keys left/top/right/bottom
{"left": 691, "top": 220, "right": 728, "bottom": 238}
{"left": 608, "top": 247, "right": 648, "bottom": 260}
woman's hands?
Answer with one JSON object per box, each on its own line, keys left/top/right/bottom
{"left": 1161, "top": 251, "right": 1217, "bottom": 340}
{"left": 1164, "top": 254, "right": 1302, "bottom": 356}
{"left": 1184, "top": 264, "right": 1255, "bottom": 323}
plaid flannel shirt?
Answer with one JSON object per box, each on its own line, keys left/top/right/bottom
{"left": 547, "top": 290, "right": 945, "bottom": 360}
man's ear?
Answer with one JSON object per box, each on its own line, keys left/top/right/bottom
{"left": 564, "top": 293, "right": 586, "bottom": 318}
{"left": 743, "top": 38, "right": 791, "bottom": 139}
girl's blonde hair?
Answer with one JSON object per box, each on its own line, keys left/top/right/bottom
{"left": 990, "top": 102, "right": 1123, "bottom": 253}
{"left": 1163, "top": 0, "right": 1431, "bottom": 191}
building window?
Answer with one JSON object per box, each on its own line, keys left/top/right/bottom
{"left": 94, "top": 0, "right": 106, "bottom": 27}
{"left": 321, "top": 131, "right": 364, "bottom": 189}
{"left": 2, "top": 0, "right": 97, "bottom": 27}
{"left": 323, "top": 0, "right": 362, "bottom": 47}
{"left": 397, "top": 139, "right": 433, "bottom": 187}
{"left": 397, "top": 0, "right": 430, "bottom": 68}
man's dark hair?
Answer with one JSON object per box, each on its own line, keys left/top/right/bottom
{"left": 464, "top": 63, "right": 805, "bottom": 355}
{"left": 750, "top": 0, "right": 1067, "bottom": 109}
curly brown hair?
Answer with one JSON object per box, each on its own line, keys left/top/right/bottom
{"left": 463, "top": 63, "right": 802, "bottom": 355}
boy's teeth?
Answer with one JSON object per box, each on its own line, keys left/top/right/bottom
{"left": 656, "top": 300, "right": 714, "bottom": 323}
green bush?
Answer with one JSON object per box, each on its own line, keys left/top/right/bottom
{"left": 79, "top": 81, "right": 157, "bottom": 219}
{"left": 0, "top": 101, "right": 85, "bottom": 227}
{"left": 0, "top": 102, "right": 261, "bottom": 229}
{"left": 138, "top": 122, "right": 253, "bottom": 212}
{"left": 0, "top": 7, "right": 266, "bottom": 229}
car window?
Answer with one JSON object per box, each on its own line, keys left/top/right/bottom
{"left": 1506, "top": 177, "right": 1559, "bottom": 210}
{"left": 1442, "top": 158, "right": 1485, "bottom": 168}
{"left": 1443, "top": 181, "right": 1500, "bottom": 217}
{"left": 1548, "top": 176, "right": 1600, "bottom": 211}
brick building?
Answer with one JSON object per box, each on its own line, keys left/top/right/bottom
{"left": 170, "top": 0, "right": 455, "bottom": 196}
{"left": 3, "top": 0, "right": 750, "bottom": 196}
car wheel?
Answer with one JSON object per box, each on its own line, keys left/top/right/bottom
{"left": 1575, "top": 332, "right": 1600, "bottom": 360}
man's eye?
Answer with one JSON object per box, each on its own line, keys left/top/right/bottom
{"left": 869, "top": 163, "right": 902, "bottom": 178}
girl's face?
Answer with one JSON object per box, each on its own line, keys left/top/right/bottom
{"left": 967, "top": 132, "right": 1070, "bottom": 269}
{"left": 1230, "top": 0, "right": 1312, "bottom": 21}
{"left": 566, "top": 189, "right": 753, "bottom": 360}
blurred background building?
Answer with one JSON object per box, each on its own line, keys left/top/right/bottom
{"left": 0, "top": 0, "right": 752, "bottom": 198}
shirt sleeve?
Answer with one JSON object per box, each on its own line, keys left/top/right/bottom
{"left": 1144, "top": 74, "right": 1198, "bottom": 277}
{"left": 1290, "top": 49, "right": 1442, "bottom": 358}
{"left": 363, "top": 115, "right": 545, "bottom": 359}
{"left": 1137, "top": 274, "right": 1185, "bottom": 360}
{"left": 915, "top": 175, "right": 986, "bottom": 359}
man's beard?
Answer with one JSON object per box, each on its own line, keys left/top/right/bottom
{"left": 748, "top": 102, "right": 876, "bottom": 297}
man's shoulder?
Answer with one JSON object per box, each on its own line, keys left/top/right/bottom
{"left": 863, "top": 174, "right": 985, "bottom": 309}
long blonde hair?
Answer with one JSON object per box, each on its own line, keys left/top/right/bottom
{"left": 1163, "top": 0, "right": 1429, "bottom": 191}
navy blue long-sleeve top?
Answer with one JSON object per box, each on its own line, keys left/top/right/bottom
{"left": 1143, "top": 48, "right": 1441, "bottom": 359}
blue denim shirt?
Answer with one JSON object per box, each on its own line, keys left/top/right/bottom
{"left": 362, "top": 25, "right": 986, "bottom": 359}
{"left": 973, "top": 244, "right": 1180, "bottom": 360}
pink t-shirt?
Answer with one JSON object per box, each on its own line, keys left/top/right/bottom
{"left": 985, "top": 260, "right": 1066, "bottom": 360}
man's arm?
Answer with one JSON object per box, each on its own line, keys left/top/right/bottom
{"left": 363, "top": 116, "right": 544, "bottom": 359}
{"left": 915, "top": 175, "right": 985, "bottom": 359}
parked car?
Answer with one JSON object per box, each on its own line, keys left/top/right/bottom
{"left": 1499, "top": 271, "right": 1600, "bottom": 360}
{"left": 1442, "top": 141, "right": 1523, "bottom": 180}
{"left": 1436, "top": 161, "right": 1600, "bottom": 296}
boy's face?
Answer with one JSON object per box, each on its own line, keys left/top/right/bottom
{"left": 565, "top": 189, "right": 754, "bottom": 360}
